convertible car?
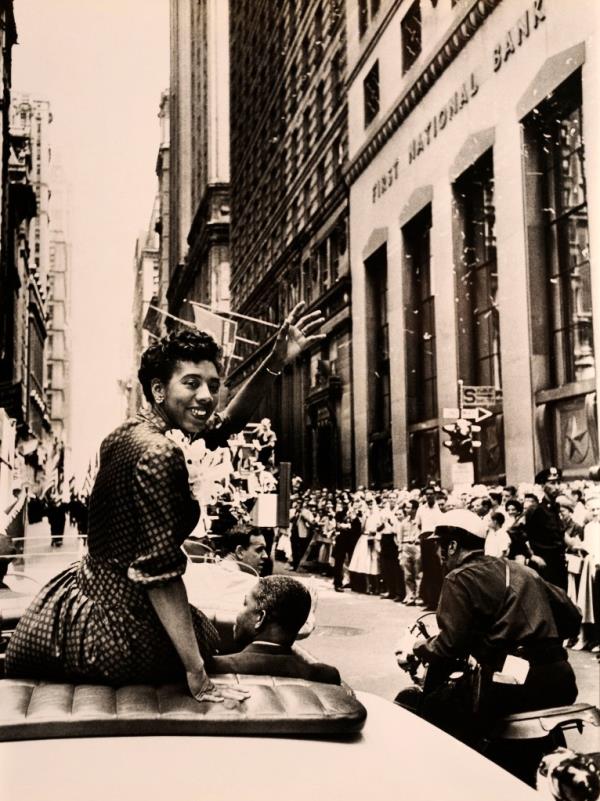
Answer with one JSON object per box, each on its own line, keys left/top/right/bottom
{"left": 0, "top": 562, "right": 543, "bottom": 801}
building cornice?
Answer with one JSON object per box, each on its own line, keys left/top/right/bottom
{"left": 345, "top": 0, "right": 502, "bottom": 186}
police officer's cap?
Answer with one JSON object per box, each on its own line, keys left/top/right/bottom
{"left": 429, "top": 510, "right": 486, "bottom": 540}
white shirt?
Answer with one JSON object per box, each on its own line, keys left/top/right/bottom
{"left": 484, "top": 527, "right": 511, "bottom": 558}
{"left": 415, "top": 503, "right": 443, "bottom": 534}
{"left": 582, "top": 521, "right": 600, "bottom": 566}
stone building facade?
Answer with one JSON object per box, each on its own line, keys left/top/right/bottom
{"left": 228, "top": 0, "right": 352, "bottom": 487}
{"left": 346, "top": 0, "right": 599, "bottom": 487}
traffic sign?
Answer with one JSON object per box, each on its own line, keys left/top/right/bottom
{"left": 460, "top": 385, "right": 498, "bottom": 408}
{"left": 462, "top": 407, "right": 493, "bottom": 423}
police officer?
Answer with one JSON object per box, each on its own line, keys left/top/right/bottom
{"left": 412, "top": 509, "right": 579, "bottom": 746}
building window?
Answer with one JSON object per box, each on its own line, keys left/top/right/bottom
{"left": 314, "top": 3, "right": 323, "bottom": 54}
{"left": 290, "top": 128, "right": 299, "bottom": 174}
{"left": 302, "top": 35, "right": 310, "bottom": 84}
{"left": 524, "top": 72, "right": 594, "bottom": 386}
{"left": 401, "top": 1, "right": 421, "bottom": 75}
{"left": 303, "top": 178, "right": 311, "bottom": 221}
{"left": 331, "top": 136, "right": 343, "bottom": 183}
{"left": 454, "top": 150, "right": 502, "bottom": 391}
{"left": 315, "top": 81, "right": 325, "bottom": 137}
{"left": 302, "top": 108, "right": 311, "bottom": 160}
{"left": 363, "top": 61, "right": 379, "bottom": 127}
{"left": 403, "top": 205, "right": 437, "bottom": 425}
{"left": 331, "top": 50, "right": 343, "bottom": 107}
{"left": 317, "top": 160, "right": 326, "bottom": 204}
{"left": 302, "top": 258, "right": 311, "bottom": 303}
{"left": 359, "top": 0, "right": 381, "bottom": 38}
{"left": 317, "top": 239, "right": 330, "bottom": 293}
{"left": 358, "top": 0, "right": 369, "bottom": 38}
{"left": 289, "top": 63, "right": 297, "bottom": 115}
{"left": 365, "top": 246, "right": 392, "bottom": 486}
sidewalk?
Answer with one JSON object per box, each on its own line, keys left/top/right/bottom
{"left": 11, "top": 519, "right": 83, "bottom": 585}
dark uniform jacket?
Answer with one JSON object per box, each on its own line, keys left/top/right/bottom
{"left": 418, "top": 552, "right": 571, "bottom": 667}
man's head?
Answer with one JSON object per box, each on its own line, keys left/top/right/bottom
{"left": 556, "top": 495, "right": 574, "bottom": 525}
{"left": 435, "top": 491, "right": 448, "bottom": 512}
{"left": 423, "top": 487, "right": 436, "bottom": 507}
{"left": 586, "top": 496, "right": 600, "bottom": 521}
{"left": 489, "top": 511, "right": 505, "bottom": 532}
{"left": 431, "top": 509, "right": 486, "bottom": 572}
{"left": 233, "top": 575, "right": 312, "bottom": 648}
{"left": 502, "top": 485, "right": 517, "bottom": 504}
{"left": 223, "top": 524, "right": 268, "bottom": 573}
{"left": 470, "top": 495, "right": 492, "bottom": 518}
{"left": 523, "top": 492, "right": 539, "bottom": 513}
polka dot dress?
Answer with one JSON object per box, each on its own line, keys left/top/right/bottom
{"left": 6, "top": 409, "right": 232, "bottom": 684}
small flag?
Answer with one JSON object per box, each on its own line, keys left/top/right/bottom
{"left": 192, "top": 306, "right": 238, "bottom": 366}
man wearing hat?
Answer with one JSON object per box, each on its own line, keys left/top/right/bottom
{"left": 410, "top": 509, "right": 579, "bottom": 746}
{"left": 522, "top": 478, "right": 568, "bottom": 589}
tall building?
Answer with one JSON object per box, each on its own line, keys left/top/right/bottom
{"left": 130, "top": 200, "right": 160, "bottom": 416}
{"left": 168, "top": 0, "right": 230, "bottom": 322}
{"left": 228, "top": 0, "right": 351, "bottom": 487}
{"left": 155, "top": 90, "right": 170, "bottom": 332}
{"left": 345, "top": 0, "right": 599, "bottom": 486}
{"left": 47, "top": 160, "right": 72, "bottom": 450}
{"left": 4, "top": 95, "right": 53, "bottom": 485}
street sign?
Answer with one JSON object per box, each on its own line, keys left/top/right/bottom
{"left": 442, "top": 407, "right": 460, "bottom": 419}
{"left": 462, "top": 407, "right": 493, "bottom": 423}
{"left": 460, "top": 385, "right": 498, "bottom": 408}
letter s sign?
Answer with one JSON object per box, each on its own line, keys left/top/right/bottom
{"left": 462, "top": 387, "right": 477, "bottom": 405}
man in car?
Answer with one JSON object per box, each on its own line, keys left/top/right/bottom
{"left": 409, "top": 509, "right": 579, "bottom": 745}
{"left": 220, "top": 524, "right": 269, "bottom": 575}
{"left": 210, "top": 575, "right": 341, "bottom": 684}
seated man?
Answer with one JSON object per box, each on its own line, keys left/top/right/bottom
{"left": 220, "top": 524, "right": 269, "bottom": 575}
{"left": 407, "top": 509, "right": 579, "bottom": 746}
{"left": 210, "top": 575, "right": 341, "bottom": 685}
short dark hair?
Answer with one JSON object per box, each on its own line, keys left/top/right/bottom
{"left": 254, "top": 576, "right": 312, "bottom": 636}
{"left": 138, "top": 328, "right": 223, "bottom": 403}
{"left": 524, "top": 492, "right": 539, "bottom": 503}
{"left": 504, "top": 485, "right": 517, "bottom": 497}
{"left": 491, "top": 511, "right": 505, "bottom": 527}
{"left": 505, "top": 499, "right": 523, "bottom": 515}
{"left": 222, "top": 523, "right": 261, "bottom": 554}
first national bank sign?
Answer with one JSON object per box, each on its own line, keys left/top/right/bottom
{"left": 371, "top": 0, "right": 546, "bottom": 204}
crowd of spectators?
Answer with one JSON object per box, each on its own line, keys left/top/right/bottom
{"left": 277, "top": 473, "right": 600, "bottom": 654}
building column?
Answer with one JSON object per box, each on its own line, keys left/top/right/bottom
{"left": 350, "top": 243, "right": 369, "bottom": 488}
{"left": 387, "top": 226, "right": 407, "bottom": 488}
{"left": 494, "top": 117, "right": 535, "bottom": 484}
{"left": 430, "top": 181, "right": 458, "bottom": 489}
{"left": 582, "top": 47, "right": 600, "bottom": 459}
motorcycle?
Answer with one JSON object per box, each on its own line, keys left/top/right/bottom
{"left": 394, "top": 612, "right": 600, "bottom": 790}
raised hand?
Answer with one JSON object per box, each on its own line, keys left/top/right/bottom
{"left": 270, "top": 301, "right": 326, "bottom": 370}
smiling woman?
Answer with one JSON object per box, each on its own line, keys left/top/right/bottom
{"left": 5, "top": 303, "right": 324, "bottom": 704}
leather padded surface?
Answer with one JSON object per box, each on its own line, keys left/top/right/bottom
{"left": 0, "top": 676, "right": 367, "bottom": 742}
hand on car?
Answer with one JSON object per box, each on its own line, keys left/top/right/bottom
{"left": 528, "top": 554, "right": 547, "bottom": 570}
{"left": 187, "top": 669, "right": 251, "bottom": 704}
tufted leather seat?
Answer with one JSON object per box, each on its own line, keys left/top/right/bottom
{"left": 0, "top": 676, "right": 367, "bottom": 742}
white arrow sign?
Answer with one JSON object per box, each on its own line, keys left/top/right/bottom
{"left": 462, "top": 407, "right": 493, "bottom": 423}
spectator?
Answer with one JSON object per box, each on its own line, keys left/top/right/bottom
{"left": 397, "top": 499, "right": 422, "bottom": 606}
{"left": 484, "top": 512, "right": 510, "bottom": 558}
{"left": 416, "top": 487, "right": 444, "bottom": 609}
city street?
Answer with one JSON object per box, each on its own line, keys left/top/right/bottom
{"left": 15, "top": 529, "right": 599, "bottom": 725}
